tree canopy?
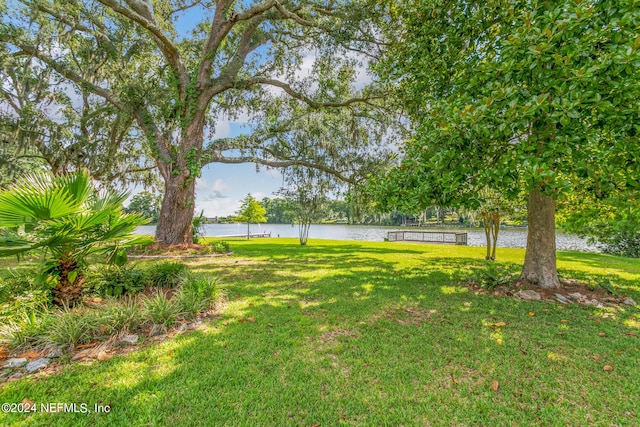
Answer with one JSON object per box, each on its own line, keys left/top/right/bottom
{"left": 1, "top": 0, "right": 395, "bottom": 245}
{"left": 372, "top": 0, "right": 639, "bottom": 287}
{"left": 234, "top": 194, "right": 267, "bottom": 239}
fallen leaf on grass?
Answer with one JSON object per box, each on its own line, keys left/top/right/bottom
{"left": 496, "top": 339, "right": 503, "bottom": 345}
{"left": 246, "top": 317, "right": 255, "bottom": 323}
{"left": 615, "top": 350, "right": 624, "bottom": 355}
{"left": 625, "top": 332, "right": 637, "bottom": 337}
{"left": 528, "top": 312, "right": 535, "bottom": 317}
{"left": 493, "top": 321, "right": 506, "bottom": 327}
{"left": 592, "top": 355, "right": 602, "bottom": 362}
{"left": 490, "top": 380, "right": 499, "bottom": 391}
{"left": 598, "top": 332, "right": 607, "bottom": 337}
{"left": 22, "top": 399, "right": 35, "bottom": 410}
{"left": 309, "top": 424, "right": 321, "bottom": 427}
{"left": 17, "top": 350, "right": 40, "bottom": 359}
{"left": 603, "top": 365, "right": 613, "bottom": 371}
{"left": 222, "top": 321, "right": 229, "bottom": 326}
{"left": 75, "top": 342, "right": 98, "bottom": 350}
{"left": 267, "top": 323, "right": 273, "bottom": 327}
{"left": 560, "top": 320, "right": 568, "bottom": 323}
{"left": 96, "top": 352, "right": 111, "bottom": 361}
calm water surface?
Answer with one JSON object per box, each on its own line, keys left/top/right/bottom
{"left": 135, "top": 224, "right": 598, "bottom": 252}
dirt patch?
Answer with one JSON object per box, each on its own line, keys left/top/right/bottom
{"left": 367, "top": 306, "right": 438, "bottom": 326}
{"left": 319, "top": 328, "right": 361, "bottom": 343}
{"left": 387, "top": 307, "right": 437, "bottom": 325}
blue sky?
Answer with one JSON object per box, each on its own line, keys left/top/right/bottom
{"left": 194, "top": 126, "right": 286, "bottom": 218}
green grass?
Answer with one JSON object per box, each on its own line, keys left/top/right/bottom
{"left": 1, "top": 239, "right": 639, "bottom": 426}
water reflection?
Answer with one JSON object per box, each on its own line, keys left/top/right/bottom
{"left": 135, "top": 224, "right": 599, "bottom": 252}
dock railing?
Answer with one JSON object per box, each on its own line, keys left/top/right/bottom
{"left": 387, "top": 231, "right": 467, "bottom": 245}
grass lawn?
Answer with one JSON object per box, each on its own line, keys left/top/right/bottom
{"left": 1, "top": 239, "right": 639, "bottom": 426}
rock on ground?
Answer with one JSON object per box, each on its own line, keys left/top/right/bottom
{"left": 120, "top": 334, "right": 139, "bottom": 345}
{"left": 24, "top": 358, "right": 50, "bottom": 373}
{"left": 3, "top": 358, "right": 27, "bottom": 369}
{"left": 518, "top": 290, "right": 542, "bottom": 301}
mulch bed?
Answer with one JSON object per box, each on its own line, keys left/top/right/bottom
{"left": 469, "top": 277, "right": 632, "bottom": 306}
{"left": 127, "top": 243, "right": 231, "bottom": 258}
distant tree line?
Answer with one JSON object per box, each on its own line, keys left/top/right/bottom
{"left": 258, "top": 197, "right": 526, "bottom": 228}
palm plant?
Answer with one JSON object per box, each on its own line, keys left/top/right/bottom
{"left": 0, "top": 170, "right": 150, "bottom": 306}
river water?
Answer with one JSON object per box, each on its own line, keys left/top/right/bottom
{"left": 135, "top": 223, "right": 599, "bottom": 252}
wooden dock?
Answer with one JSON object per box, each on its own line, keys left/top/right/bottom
{"left": 387, "top": 231, "right": 467, "bottom": 245}
{"left": 215, "top": 232, "right": 271, "bottom": 238}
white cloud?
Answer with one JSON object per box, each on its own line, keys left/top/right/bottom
{"left": 211, "top": 120, "right": 231, "bottom": 139}
{"left": 196, "top": 198, "right": 240, "bottom": 217}
{"left": 196, "top": 177, "right": 231, "bottom": 201}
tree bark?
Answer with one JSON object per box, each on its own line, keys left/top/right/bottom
{"left": 491, "top": 212, "right": 499, "bottom": 260}
{"left": 155, "top": 172, "right": 196, "bottom": 245}
{"left": 520, "top": 186, "right": 560, "bottom": 288}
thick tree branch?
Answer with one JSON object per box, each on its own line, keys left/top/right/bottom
{"left": 96, "top": 0, "right": 188, "bottom": 100}
{"left": 273, "top": 1, "right": 315, "bottom": 27}
{"left": 203, "top": 19, "right": 267, "bottom": 103}
{"left": 216, "top": 152, "right": 355, "bottom": 184}
{"left": 197, "top": 0, "right": 278, "bottom": 92}
{"left": 201, "top": 133, "right": 356, "bottom": 184}
{"left": 240, "top": 78, "right": 381, "bottom": 108}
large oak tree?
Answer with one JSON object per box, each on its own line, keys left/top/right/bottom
{"left": 0, "top": 54, "right": 157, "bottom": 187}
{"left": 1, "top": 0, "right": 391, "bottom": 244}
{"left": 374, "top": 0, "right": 639, "bottom": 287}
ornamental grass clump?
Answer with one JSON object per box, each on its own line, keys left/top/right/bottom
{"left": 147, "top": 262, "right": 190, "bottom": 288}
{"left": 143, "top": 292, "right": 179, "bottom": 327}
{"left": 175, "top": 276, "right": 219, "bottom": 319}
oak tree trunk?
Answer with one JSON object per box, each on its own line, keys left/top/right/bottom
{"left": 155, "top": 173, "right": 196, "bottom": 245}
{"left": 520, "top": 186, "right": 560, "bottom": 288}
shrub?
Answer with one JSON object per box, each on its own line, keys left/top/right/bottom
{"left": 192, "top": 210, "right": 207, "bottom": 244}
{"left": 88, "top": 266, "right": 148, "bottom": 297}
{"left": 477, "top": 264, "right": 514, "bottom": 290}
{"left": 209, "top": 240, "right": 230, "bottom": 253}
{"left": 0, "top": 310, "right": 50, "bottom": 349}
{"left": 0, "top": 272, "right": 51, "bottom": 324}
{"left": 600, "top": 229, "right": 640, "bottom": 258}
{"left": 143, "top": 292, "right": 179, "bottom": 327}
{"left": 176, "top": 276, "right": 219, "bottom": 319}
{"left": 147, "top": 262, "right": 190, "bottom": 288}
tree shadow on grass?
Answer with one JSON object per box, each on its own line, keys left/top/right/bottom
{"left": 2, "top": 247, "right": 640, "bottom": 426}
{"left": 558, "top": 252, "right": 640, "bottom": 274}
